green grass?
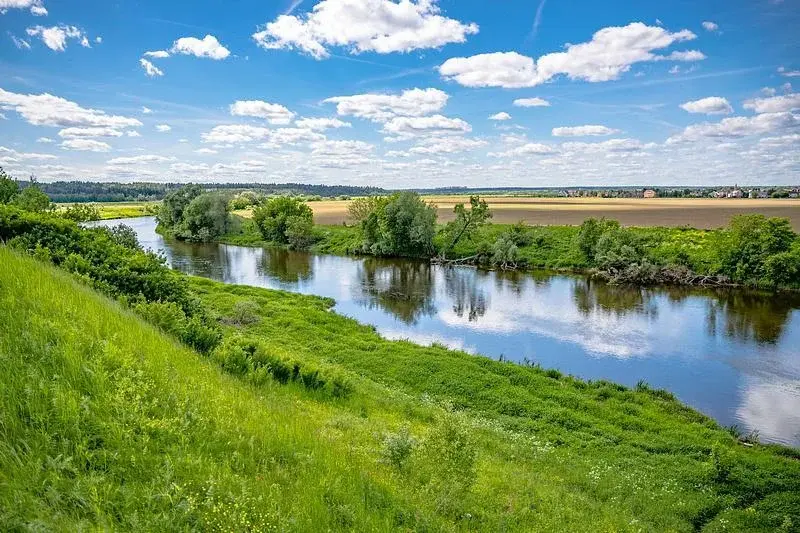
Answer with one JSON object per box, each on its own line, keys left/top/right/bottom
{"left": 3, "top": 247, "right": 799, "bottom": 531}
{"left": 97, "top": 202, "right": 159, "bottom": 219}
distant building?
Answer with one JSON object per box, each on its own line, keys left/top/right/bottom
{"left": 728, "top": 189, "right": 743, "bottom": 198}
{"left": 643, "top": 189, "right": 656, "bottom": 198}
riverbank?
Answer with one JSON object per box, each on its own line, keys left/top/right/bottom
{"left": 3, "top": 245, "right": 799, "bottom": 530}
{"left": 210, "top": 215, "right": 800, "bottom": 292}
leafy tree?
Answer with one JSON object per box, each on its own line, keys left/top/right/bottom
{"left": 252, "top": 196, "right": 313, "bottom": 244}
{"left": 13, "top": 183, "right": 51, "bottom": 213}
{"left": 362, "top": 192, "right": 437, "bottom": 258}
{"left": 176, "top": 193, "right": 230, "bottom": 242}
{"left": 158, "top": 184, "right": 203, "bottom": 228}
{"left": 61, "top": 203, "right": 101, "bottom": 222}
{"left": 285, "top": 215, "right": 317, "bottom": 250}
{"left": 0, "top": 167, "right": 19, "bottom": 204}
{"left": 718, "top": 215, "right": 797, "bottom": 285}
{"left": 577, "top": 218, "right": 622, "bottom": 264}
{"left": 347, "top": 196, "right": 386, "bottom": 224}
{"left": 440, "top": 196, "right": 491, "bottom": 257}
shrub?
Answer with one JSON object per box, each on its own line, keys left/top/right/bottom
{"left": 285, "top": 215, "right": 317, "bottom": 250}
{"left": 422, "top": 415, "right": 476, "bottom": 512}
{"left": 578, "top": 218, "right": 621, "bottom": 264}
{"left": 252, "top": 196, "right": 313, "bottom": 244}
{"left": 382, "top": 425, "right": 416, "bottom": 471}
{"left": 133, "top": 301, "right": 187, "bottom": 336}
{"left": 226, "top": 300, "right": 261, "bottom": 326}
{"left": 181, "top": 317, "right": 222, "bottom": 354}
{"left": 361, "top": 192, "right": 437, "bottom": 258}
{"left": 60, "top": 203, "right": 100, "bottom": 222}
{"left": 717, "top": 215, "right": 797, "bottom": 286}
{"left": 174, "top": 193, "right": 230, "bottom": 242}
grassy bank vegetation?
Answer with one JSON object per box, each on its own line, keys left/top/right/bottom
{"left": 2, "top": 205, "right": 800, "bottom": 530}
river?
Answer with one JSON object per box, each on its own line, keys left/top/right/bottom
{"left": 93, "top": 217, "right": 800, "bottom": 446}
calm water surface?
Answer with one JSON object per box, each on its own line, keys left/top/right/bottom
{"left": 95, "top": 217, "right": 800, "bottom": 446}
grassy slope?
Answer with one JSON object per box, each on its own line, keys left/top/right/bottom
{"left": 2, "top": 248, "right": 798, "bottom": 531}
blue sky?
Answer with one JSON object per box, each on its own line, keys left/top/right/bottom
{"left": 0, "top": 0, "right": 798, "bottom": 187}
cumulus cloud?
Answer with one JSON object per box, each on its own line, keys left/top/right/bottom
{"left": 264, "top": 127, "right": 325, "bottom": 146}
{"left": 489, "top": 142, "right": 555, "bottom": 157}
{"left": 743, "top": 93, "right": 800, "bottom": 114}
{"left": 171, "top": 35, "right": 230, "bottom": 60}
{"left": 680, "top": 96, "right": 733, "bottom": 115}
{"left": 0, "top": 0, "right": 47, "bottom": 16}
{"left": 195, "top": 148, "right": 217, "bottom": 154}
{"left": 155, "top": 124, "right": 171, "bottom": 132}
{"left": 142, "top": 106, "right": 153, "bottom": 114}
{"left": 489, "top": 112, "right": 511, "bottom": 121}
{"left": 323, "top": 87, "right": 448, "bottom": 122}
{"left": 667, "top": 112, "right": 800, "bottom": 143}
{"left": 701, "top": 21, "right": 719, "bottom": 32}
{"left": 60, "top": 139, "right": 111, "bottom": 152}
{"left": 0, "top": 146, "right": 57, "bottom": 160}
{"left": 381, "top": 114, "right": 471, "bottom": 140}
{"left": 36, "top": 137, "right": 53, "bottom": 143}
{"left": 139, "top": 58, "right": 164, "bottom": 77}
{"left": 202, "top": 124, "right": 272, "bottom": 143}
{"left": 552, "top": 125, "right": 619, "bottom": 137}
{"left": 143, "top": 50, "right": 170, "bottom": 58}
{"left": 513, "top": 97, "right": 550, "bottom": 107}
{"left": 439, "top": 22, "right": 698, "bottom": 88}
{"left": 252, "top": 0, "right": 478, "bottom": 60}
{"left": 26, "top": 25, "right": 90, "bottom": 52}
{"left": 230, "top": 99, "right": 295, "bottom": 125}
{"left": 561, "top": 138, "right": 648, "bottom": 153}
{"left": 294, "top": 117, "right": 351, "bottom": 130}
{"left": 409, "top": 136, "right": 486, "bottom": 154}
{"left": 0, "top": 88, "right": 142, "bottom": 129}
{"left": 58, "top": 127, "right": 123, "bottom": 138}
{"left": 107, "top": 155, "right": 175, "bottom": 165}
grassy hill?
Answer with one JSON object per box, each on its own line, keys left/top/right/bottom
{"left": 1, "top": 247, "right": 799, "bottom": 531}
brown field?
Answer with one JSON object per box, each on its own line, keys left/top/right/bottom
{"left": 291, "top": 197, "right": 800, "bottom": 230}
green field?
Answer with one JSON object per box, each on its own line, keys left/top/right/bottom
{"left": 2, "top": 244, "right": 799, "bottom": 531}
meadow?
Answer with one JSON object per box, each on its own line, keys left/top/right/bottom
{"left": 56, "top": 201, "right": 159, "bottom": 220}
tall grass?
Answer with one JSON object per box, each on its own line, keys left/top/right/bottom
{"left": 2, "top": 247, "right": 799, "bottom": 531}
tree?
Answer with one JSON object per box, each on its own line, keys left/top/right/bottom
{"left": 13, "top": 183, "right": 51, "bottom": 213}
{"left": 362, "top": 192, "right": 437, "bottom": 258}
{"left": 577, "top": 218, "right": 621, "bottom": 264}
{"left": 718, "top": 215, "right": 796, "bottom": 284}
{"left": 252, "top": 196, "right": 313, "bottom": 244}
{"left": 177, "top": 193, "right": 230, "bottom": 242}
{"left": 0, "top": 167, "right": 19, "bottom": 204}
{"left": 285, "top": 215, "right": 316, "bottom": 250}
{"left": 61, "top": 203, "right": 101, "bottom": 222}
{"left": 158, "top": 184, "right": 203, "bottom": 228}
{"left": 440, "top": 195, "right": 491, "bottom": 257}
{"left": 347, "top": 196, "right": 386, "bottom": 224}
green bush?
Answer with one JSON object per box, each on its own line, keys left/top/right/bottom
{"left": 382, "top": 425, "right": 416, "bottom": 471}
{"left": 361, "top": 192, "right": 437, "bottom": 258}
{"left": 252, "top": 196, "right": 313, "bottom": 244}
{"left": 60, "top": 203, "right": 100, "bottom": 222}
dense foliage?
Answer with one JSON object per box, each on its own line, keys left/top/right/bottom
{"left": 59, "top": 202, "right": 101, "bottom": 222}
{"left": 361, "top": 191, "right": 437, "bottom": 257}
{"left": 252, "top": 195, "right": 316, "bottom": 250}
{"left": 157, "top": 185, "right": 231, "bottom": 242}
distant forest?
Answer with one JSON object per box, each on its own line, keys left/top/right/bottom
{"left": 18, "top": 181, "right": 388, "bottom": 203}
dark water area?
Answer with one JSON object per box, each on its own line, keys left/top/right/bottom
{"left": 92, "top": 217, "right": 800, "bottom": 446}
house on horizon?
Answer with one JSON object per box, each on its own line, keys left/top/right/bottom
{"left": 643, "top": 189, "right": 656, "bottom": 198}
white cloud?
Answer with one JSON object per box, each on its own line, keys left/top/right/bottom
{"left": 60, "top": 139, "right": 111, "bottom": 152}
{"left": 195, "top": 148, "right": 217, "bottom": 155}
{"left": 409, "top": 136, "right": 486, "bottom": 154}
{"left": 439, "top": 23, "right": 698, "bottom": 88}
{"left": 36, "top": 137, "right": 53, "bottom": 143}
{"left": 126, "top": 130, "right": 141, "bottom": 137}
{"left": 144, "top": 50, "right": 170, "bottom": 58}
{"left": 0, "top": 0, "right": 47, "bottom": 16}
{"left": 743, "top": 93, "right": 800, "bottom": 114}
{"left": 170, "top": 35, "right": 230, "bottom": 60}
{"left": 155, "top": 124, "right": 171, "bottom": 132}
{"left": 513, "top": 97, "right": 550, "bottom": 107}
{"left": 701, "top": 21, "right": 719, "bottom": 32}
{"left": 171, "top": 163, "right": 209, "bottom": 173}
{"left": 381, "top": 114, "right": 471, "bottom": 139}
{"left": 230, "top": 100, "right": 295, "bottom": 125}
{"left": 662, "top": 50, "right": 705, "bottom": 61}
{"left": 26, "top": 25, "right": 89, "bottom": 52}
{"left": 139, "top": 58, "right": 164, "bottom": 77}
{"left": 0, "top": 147, "right": 58, "bottom": 160}
{"left": 142, "top": 106, "right": 153, "bottom": 114}
{"left": 294, "top": 117, "right": 351, "bottom": 130}
{"left": 552, "top": 125, "right": 619, "bottom": 137}
{"left": 201, "top": 124, "right": 272, "bottom": 143}
{"left": 489, "top": 142, "right": 555, "bottom": 157}
{"left": 679, "top": 96, "right": 733, "bottom": 115}
{"left": 778, "top": 66, "right": 800, "bottom": 78}
{"left": 667, "top": 112, "right": 800, "bottom": 143}
{"left": 58, "top": 127, "right": 123, "bottom": 138}
{"left": 323, "top": 87, "right": 448, "bottom": 122}
{"left": 0, "top": 88, "right": 143, "bottom": 129}
{"left": 107, "top": 155, "right": 175, "bottom": 165}
{"left": 562, "top": 138, "right": 648, "bottom": 153}
{"left": 252, "top": 0, "right": 478, "bottom": 60}
{"left": 489, "top": 112, "right": 511, "bottom": 121}
{"left": 264, "top": 127, "right": 325, "bottom": 146}
{"left": 10, "top": 34, "right": 31, "bottom": 50}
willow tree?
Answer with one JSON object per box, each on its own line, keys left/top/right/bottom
{"left": 440, "top": 196, "right": 491, "bottom": 258}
